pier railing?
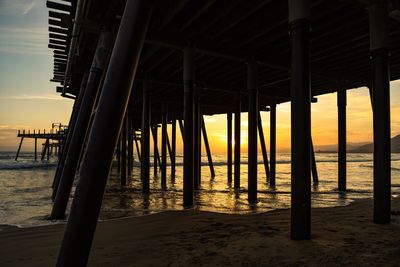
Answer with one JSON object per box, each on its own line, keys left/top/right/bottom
{"left": 15, "top": 124, "right": 68, "bottom": 161}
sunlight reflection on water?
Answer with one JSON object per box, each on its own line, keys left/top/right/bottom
{"left": 1, "top": 152, "right": 399, "bottom": 226}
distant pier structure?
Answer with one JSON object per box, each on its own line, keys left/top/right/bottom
{"left": 15, "top": 123, "right": 67, "bottom": 161}
{"left": 44, "top": 0, "right": 400, "bottom": 265}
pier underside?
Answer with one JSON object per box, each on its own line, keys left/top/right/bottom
{"left": 44, "top": 0, "right": 399, "bottom": 265}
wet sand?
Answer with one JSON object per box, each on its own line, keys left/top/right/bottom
{"left": 1, "top": 197, "right": 399, "bottom": 266}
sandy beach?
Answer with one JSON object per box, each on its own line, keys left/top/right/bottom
{"left": 0, "top": 197, "right": 399, "bottom": 266}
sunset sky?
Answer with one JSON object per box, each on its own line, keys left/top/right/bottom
{"left": 1, "top": 0, "right": 400, "bottom": 153}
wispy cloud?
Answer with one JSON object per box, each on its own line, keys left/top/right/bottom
{"left": 0, "top": 94, "right": 64, "bottom": 101}
{"left": 0, "top": 0, "right": 37, "bottom": 15}
{"left": 0, "top": 26, "right": 48, "bottom": 55}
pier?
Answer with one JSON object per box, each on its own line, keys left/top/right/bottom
{"left": 15, "top": 123, "right": 67, "bottom": 161}
{"left": 41, "top": 0, "right": 400, "bottom": 265}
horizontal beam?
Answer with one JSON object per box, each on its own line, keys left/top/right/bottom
{"left": 145, "top": 34, "right": 366, "bottom": 84}
{"left": 46, "top": 1, "right": 71, "bottom": 13}
{"left": 49, "top": 26, "right": 69, "bottom": 35}
{"left": 49, "top": 33, "right": 68, "bottom": 41}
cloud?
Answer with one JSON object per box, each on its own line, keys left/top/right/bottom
{"left": 0, "top": 125, "right": 32, "bottom": 140}
{"left": 0, "top": 94, "right": 65, "bottom": 101}
{"left": 0, "top": 26, "right": 48, "bottom": 55}
{"left": 0, "top": 0, "right": 37, "bottom": 15}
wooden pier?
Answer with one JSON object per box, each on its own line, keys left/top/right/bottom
{"left": 15, "top": 123, "right": 67, "bottom": 161}
{"left": 42, "top": 0, "right": 400, "bottom": 265}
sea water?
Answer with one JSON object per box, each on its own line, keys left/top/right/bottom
{"left": 0, "top": 151, "right": 399, "bottom": 227}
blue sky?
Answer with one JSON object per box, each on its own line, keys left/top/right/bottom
{"left": 0, "top": 0, "right": 72, "bottom": 151}
{"left": 0, "top": 1, "right": 399, "bottom": 153}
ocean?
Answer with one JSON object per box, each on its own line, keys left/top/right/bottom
{"left": 0, "top": 151, "right": 399, "bottom": 227}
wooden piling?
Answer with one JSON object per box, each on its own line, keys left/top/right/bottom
{"left": 42, "top": 139, "right": 49, "bottom": 161}
{"left": 248, "top": 60, "right": 258, "bottom": 203}
{"left": 338, "top": 86, "right": 347, "bottom": 191}
{"left": 51, "top": 30, "right": 115, "bottom": 218}
{"left": 234, "top": 93, "right": 241, "bottom": 189}
{"left": 369, "top": 1, "right": 391, "bottom": 224}
{"left": 116, "top": 135, "right": 121, "bottom": 171}
{"left": 183, "top": 45, "right": 195, "bottom": 207}
{"left": 56, "top": 1, "right": 155, "bottom": 265}
{"left": 34, "top": 138, "right": 37, "bottom": 161}
{"left": 152, "top": 125, "right": 158, "bottom": 176}
{"left": 201, "top": 116, "right": 215, "bottom": 178}
{"left": 141, "top": 80, "right": 151, "bottom": 193}
{"left": 127, "top": 115, "right": 133, "bottom": 176}
{"left": 121, "top": 115, "right": 127, "bottom": 186}
{"left": 227, "top": 112, "right": 233, "bottom": 183}
{"left": 289, "top": 0, "right": 312, "bottom": 240}
{"left": 311, "top": 137, "right": 318, "bottom": 183}
{"left": 171, "top": 115, "right": 176, "bottom": 178}
{"left": 134, "top": 131, "right": 141, "bottom": 162}
{"left": 161, "top": 103, "right": 167, "bottom": 189}
{"left": 194, "top": 88, "right": 201, "bottom": 189}
{"left": 52, "top": 72, "right": 88, "bottom": 196}
{"left": 257, "top": 111, "right": 270, "bottom": 182}
{"left": 15, "top": 137, "right": 24, "bottom": 161}
{"left": 270, "top": 103, "right": 276, "bottom": 187}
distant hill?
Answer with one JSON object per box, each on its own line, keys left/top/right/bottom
{"left": 315, "top": 142, "right": 369, "bottom": 153}
{"left": 350, "top": 134, "right": 400, "bottom": 153}
{"left": 315, "top": 134, "right": 400, "bottom": 153}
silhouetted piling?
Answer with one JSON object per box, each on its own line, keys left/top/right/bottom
{"left": 183, "top": 46, "right": 194, "bottom": 207}
{"left": 311, "top": 137, "right": 318, "bottom": 183}
{"left": 234, "top": 93, "right": 241, "bottom": 189}
{"left": 121, "top": 115, "right": 127, "bottom": 186}
{"left": 227, "top": 113, "right": 233, "bottom": 183}
{"left": 56, "top": 1, "right": 155, "bottom": 265}
{"left": 152, "top": 125, "right": 158, "bottom": 176}
{"left": 127, "top": 115, "right": 133, "bottom": 176}
{"left": 257, "top": 111, "right": 270, "bottom": 181}
{"left": 369, "top": 1, "right": 391, "bottom": 224}
{"left": 270, "top": 103, "right": 276, "bottom": 186}
{"left": 201, "top": 116, "right": 215, "bottom": 178}
{"left": 34, "top": 138, "right": 37, "bottom": 161}
{"left": 51, "top": 30, "right": 114, "bottom": 219}
{"left": 161, "top": 103, "right": 167, "bottom": 189}
{"left": 171, "top": 115, "right": 176, "bottom": 178}
{"left": 248, "top": 60, "right": 258, "bottom": 203}
{"left": 193, "top": 88, "right": 201, "bottom": 189}
{"left": 338, "top": 85, "right": 347, "bottom": 191}
{"left": 15, "top": 137, "right": 24, "bottom": 161}
{"left": 52, "top": 72, "right": 88, "bottom": 194}
{"left": 289, "top": 0, "right": 311, "bottom": 240}
{"left": 141, "top": 81, "right": 151, "bottom": 193}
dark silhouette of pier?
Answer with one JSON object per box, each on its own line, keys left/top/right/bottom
{"left": 15, "top": 123, "right": 67, "bottom": 161}
{"left": 42, "top": 0, "right": 399, "bottom": 265}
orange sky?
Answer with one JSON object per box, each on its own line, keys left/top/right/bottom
{"left": 1, "top": 2, "right": 400, "bottom": 154}
{"left": 1, "top": 83, "right": 400, "bottom": 153}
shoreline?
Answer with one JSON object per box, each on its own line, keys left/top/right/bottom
{"left": 1, "top": 197, "right": 399, "bottom": 266}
